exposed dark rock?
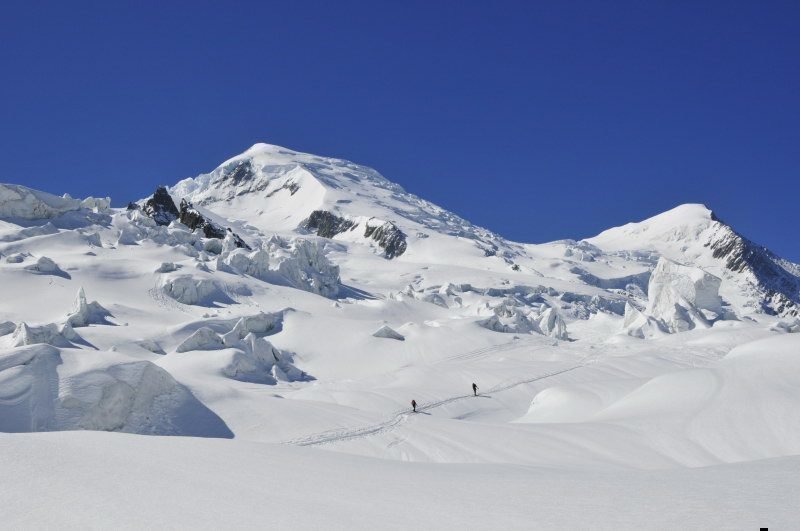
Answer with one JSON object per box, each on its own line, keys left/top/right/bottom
{"left": 303, "top": 210, "right": 407, "bottom": 259}
{"left": 127, "top": 202, "right": 140, "bottom": 211}
{"left": 364, "top": 221, "right": 407, "bottom": 259}
{"left": 227, "top": 228, "right": 251, "bottom": 250}
{"left": 219, "top": 160, "right": 255, "bottom": 184}
{"left": 706, "top": 224, "right": 799, "bottom": 316}
{"left": 178, "top": 199, "right": 251, "bottom": 250}
{"left": 266, "top": 181, "right": 301, "bottom": 198}
{"left": 304, "top": 210, "right": 357, "bottom": 238}
{"left": 142, "top": 186, "right": 179, "bottom": 226}
{"left": 480, "top": 244, "right": 498, "bottom": 257}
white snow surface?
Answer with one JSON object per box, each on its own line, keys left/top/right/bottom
{"left": 1, "top": 143, "right": 799, "bottom": 528}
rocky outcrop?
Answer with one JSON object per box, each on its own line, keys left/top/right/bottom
{"left": 178, "top": 199, "right": 250, "bottom": 250}
{"left": 706, "top": 219, "right": 800, "bottom": 316}
{"left": 142, "top": 186, "right": 180, "bottom": 226}
{"left": 179, "top": 199, "right": 225, "bottom": 238}
{"left": 304, "top": 210, "right": 356, "bottom": 238}
{"left": 303, "top": 210, "right": 407, "bottom": 259}
{"left": 364, "top": 220, "right": 407, "bottom": 259}
{"left": 218, "top": 159, "right": 255, "bottom": 185}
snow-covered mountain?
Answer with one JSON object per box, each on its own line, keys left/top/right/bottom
{"left": 585, "top": 203, "right": 800, "bottom": 317}
{"left": 158, "top": 143, "right": 799, "bottom": 320}
{"left": 2, "top": 143, "right": 800, "bottom": 527}
{"left": 167, "top": 143, "right": 518, "bottom": 262}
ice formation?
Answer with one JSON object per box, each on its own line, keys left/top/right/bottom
{"left": 772, "top": 319, "right": 800, "bottom": 333}
{"left": 161, "top": 276, "right": 222, "bottom": 306}
{"left": 620, "top": 302, "right": 665, "bottom": 339}
{"left": 10, "top": 322, "right": 79, "bottom": 348}
{"left": 0, "top": 184, "right": 109, "bottom": 220}
{"left": 478, "top": 298, "right": 568, "bottom": 339}
{"left": 645, "top": 258, "right": 722, "bottom": 332}
{"left": 0, "top": 321, "right": 16, "bottom": 336}
{"left": 66, "top": 288, "right": 113, "bottom": 327}
{"left": 267, "top": 237, "right": 340, "bottom": 298}
{"left": 220, "top": 312, "right": 284, "bottom": 346}
{"left": 223, "top": 334, "right": 308, "bottom": 384}
{"left": 220, "top": 248, "right": 271, "bottom": 279}
{"left": 0, "top": 347, "right": 231, "bottom": 437}
{"left": 175, "top": 327, "right": 225, "bottom": 353}
{"left": 24, "top": 256, "right": 64, "bottom": 275}
{"left": 372, "top": 325, "right": 405, "bottom": 341}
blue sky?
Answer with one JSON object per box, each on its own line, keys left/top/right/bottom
{"left": 1, "top": 1, "right": 798, "bottom": 259}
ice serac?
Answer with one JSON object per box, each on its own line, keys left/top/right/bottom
{"left": 223, "top": 334, "right": 309, "bottom": 384}
{"left": 0, "top": 183, "right": 110, "bottom": 220}
{"left": 373, "top": 325, "right": 405, "bottom": 341}
{"left": 620, "top": 301, "right": 665, "bottom": 339}
{"left": 161, "top": 276, "right": 226, "bottom": 306}
{"left": 66, "top": 288, "right": 113, "bottom": 327}
{"left": 175, "top": 327, "right": 225, "bottom": 353}
{"left": 10, "top": 322, "right": 78, "bottom": 348}
{"left": 0, "top": 346, "right": 232, "bottom": 437}
{"left": 267, "top": 237, "right": 341, "bottom": 298}
{"left": 646, "top": 257, "right": 722, "bottom": 333}
{"left": 24, "top": 256, "right": 66, "bottom": 276}
{"left": 479, "top": 298, "right": 568, "bottom": 339}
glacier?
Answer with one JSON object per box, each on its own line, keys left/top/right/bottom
{"left": 1, "top": 143, "right": 799, "bottom": 528}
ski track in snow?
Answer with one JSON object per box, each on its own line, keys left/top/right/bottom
{"left": 438, "top": 339, "right": 533, "bottom": 364}
{"left": 282, "top": 351, "right": 594, "bottom": 448}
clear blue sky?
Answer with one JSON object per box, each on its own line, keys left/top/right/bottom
{"left": 1, "top": 1, "right": 798, "bottom": 259}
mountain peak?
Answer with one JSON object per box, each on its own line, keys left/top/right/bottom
{"left": 585, "top": 203, "right": 716, "bottom": 251}
{"left": 239, "top": 142, "right": 301, "bottom": 158}
{"left": 620, "top": 203, "right": 716, "bottom": 229}
{"left": 652, "top": 202, "right": 714, "bottom": 221}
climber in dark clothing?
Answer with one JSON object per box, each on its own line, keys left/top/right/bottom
{"left": 472, "top": 383, "right": 478, "bottom": 396}
{"left": 411, "top": 399, "right": 417, "bottom": 413}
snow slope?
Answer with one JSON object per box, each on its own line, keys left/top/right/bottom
{"left": 1, "top": 143, "right": 799, "bottom": 528}
{"left": 2, "top": 431, "right": 796, "bottom": 530}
